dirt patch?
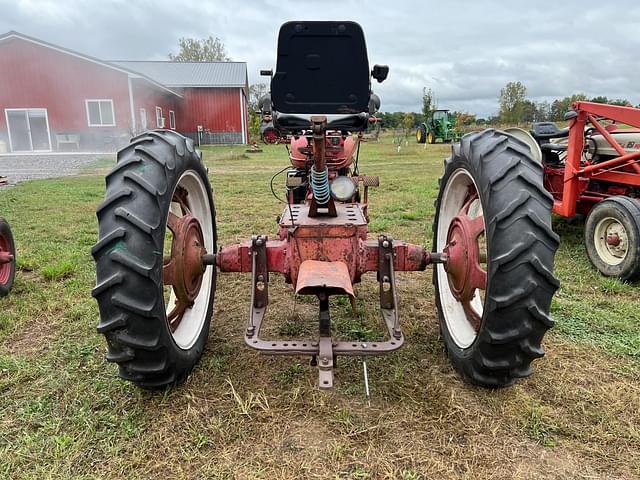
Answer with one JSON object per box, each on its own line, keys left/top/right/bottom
{"left": 3, "top": 314, "right": 59, "bottom": 357}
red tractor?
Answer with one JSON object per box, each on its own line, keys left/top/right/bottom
{"left": 258, "top": 95, "right": 291, "bottom": 145}
{"left": 506, "top": 102, "right": 640, "bottom": 280}
{"left": 92, "top": 21, "right": 558, "bottom": 390}
{"left": 0, "top": 218, "right": 16, "bottom": 297}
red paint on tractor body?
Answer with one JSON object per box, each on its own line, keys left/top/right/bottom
{"left": 216, "top": 201, "right": 429, "bottom": 285}
{"left": 289, "top": 134, "right": 356, "bottom": 170}
{"left": 552, "top": 102, "right": 640, "bottom": 217}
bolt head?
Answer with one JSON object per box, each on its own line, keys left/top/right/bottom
{"left": 382, "top": 240, "right": 390, "bottom": 248}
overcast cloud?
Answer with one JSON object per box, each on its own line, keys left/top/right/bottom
{"left": 1, "top": 0, "right": 639, "bottom": 117}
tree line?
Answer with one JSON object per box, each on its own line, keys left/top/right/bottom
{"left": 498, "top": 81, "right": 633, "bottom": 125}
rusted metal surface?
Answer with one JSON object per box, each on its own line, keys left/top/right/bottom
{"left": 607, "top": 233, "right": 621, "bottom": 246}
{"left": 443, "top": 190, "right": 486, "bottom": 330}
{"left": 217, "top": 204, "right": 429, "bottom": 284}
{"left": 296, "top": 260, "right": 354, "bottom": 297}
{"left": 163, "top": 190, "right": 208, "bottom": 332}
{"left": 247, "top": 235, "right": 269, "bottom": 337}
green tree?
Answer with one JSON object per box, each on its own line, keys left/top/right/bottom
{"left": 499, "top": 81, "right": 527, "bottom": 124}
{"left": 521, "top": 100, "right": 538, "bottom": 123}
{"left": 403, "top": 112, "right": 415, "bottom": 137}
{"left": 610, "top": 98, "right": 631, "bottom": 106}
{"left": 169, "top": 36, "right": 230, "bottom": 62}
{"left": 550, "top": 93, "right": 587, "bottom": 121}
{"left": 422, "top": 87, "right": 435, "bottom": 121}
{"left": 590, "top": 95, "right": 609, "bottom": 104}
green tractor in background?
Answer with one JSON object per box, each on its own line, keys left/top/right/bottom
{"left": 416, "top": 109, "right": 461, "bottom": 144}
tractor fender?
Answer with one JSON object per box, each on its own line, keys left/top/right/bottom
{"left": 501, "top": 127, "right": 542, "bottom": 163}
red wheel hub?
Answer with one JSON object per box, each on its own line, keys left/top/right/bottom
{"left": 443, "top": 191, "right": 487, "bottom": 330}
{"left": 0, "top": 232, "right": 14, "bottom": 285}
{"left": 163, "top": 192, "right": 208, "bottom": 331}
{"left": 607, "top": 233, "right": 621, "bottom": 247}
{"left": 263, "top": 128, "right": 278, "bottom": 144}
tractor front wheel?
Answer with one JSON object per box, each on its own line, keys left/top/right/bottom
{"left": 584, "top": 196, "right": 640, "bottom": 281}
{"left": 0, "top": 218, "right": 16, "bottom": 297}
{"left": 433, "top": 130, "right": 559, "bottom": 387}
{"left": 427, "top": 131, "right": 436, "bottom": 144}
{"left": 416, "top": 125, "right": 427, "bottom": 144}
{"left": 92, "top": 130, "right": 217, "bottom": 389}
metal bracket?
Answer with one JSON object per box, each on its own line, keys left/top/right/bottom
{"left": 247, "top": 235, "right": 268, "bottom": 337}
{"left": 379, "top": 235, "right": 401, "bottom": 339}
{"left": 242, "top": 234, "right": 405, "bottom": 389}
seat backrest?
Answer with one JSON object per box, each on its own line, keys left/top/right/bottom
{"left": 271, "top": 21, "right": 370, "bottom": 117}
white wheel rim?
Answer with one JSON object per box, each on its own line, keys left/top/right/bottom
{"left": 436, "top": 168, "right": 485, "bottom": 349}
{"left": 166, "top": 170, "right": 214, "bottom": 350}
{"left": 594, "top": 216, "right": 628, "bottom": 266}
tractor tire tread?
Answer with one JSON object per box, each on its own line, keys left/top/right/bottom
{"left": 93, "top": 129, "right": 215, "bottom": 390}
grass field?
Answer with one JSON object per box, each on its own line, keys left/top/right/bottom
{"left": 0, "top": 134, "right": 639, "bottom": 479}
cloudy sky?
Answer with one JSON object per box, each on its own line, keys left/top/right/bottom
{"left": 2, "top": 0, "right": 639, "bottom": 117}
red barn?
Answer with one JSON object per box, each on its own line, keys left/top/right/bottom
{"left": 0, "top": 31, "right": 249, "bottom": 153}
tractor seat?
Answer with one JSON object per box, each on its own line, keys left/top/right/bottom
{"left": 270, "top": 21, "right": 376, "bottom": 132}
{"left": 531, "top": 122, "right": 570, "bottom": 141}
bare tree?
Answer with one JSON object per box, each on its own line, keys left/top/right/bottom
{"left": 248, "top": 83, "right": 268, "bottom": 112}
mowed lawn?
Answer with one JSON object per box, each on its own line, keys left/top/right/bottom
{"left": 0, "top": 134, "right": 639, "bottom": 479}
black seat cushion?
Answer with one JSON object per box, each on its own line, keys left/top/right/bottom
{"left": 531, "top": 122, "right": 570, "bottom": 140}
{"left": 271, "top": 21, "right": 370, "bottom": 118}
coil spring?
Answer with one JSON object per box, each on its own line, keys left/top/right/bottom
{"left": 310, "top": 165, "right": 330, "bottom": 204}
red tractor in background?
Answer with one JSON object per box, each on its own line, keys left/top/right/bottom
{"left": 507, "top": 102, "right": 640, "bottom": 280}
{"left": 92, "top": 21, "right": 558, "bottom": 391}
{"left": 258, "top": 95, "right": 291, "bottom": 145}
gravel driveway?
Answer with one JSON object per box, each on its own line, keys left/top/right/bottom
{"left": 0, "top": 153, "right": 115, "bottom": 185}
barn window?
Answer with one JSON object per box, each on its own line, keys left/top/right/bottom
{"left": 86, "top": 100, "right": 115, "bottom": 127}
{"left": 169, "top": 111, "right": 176, "bottom": 129}
{"left": 140, "top": 108, "right": 147, "bottom": 130}
{"left": 156, "top": 107, "right": 164, "bottom": 128}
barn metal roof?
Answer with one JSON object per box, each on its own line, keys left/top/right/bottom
{"left": 112, "top": 61, "right": 248, "bottom": 88}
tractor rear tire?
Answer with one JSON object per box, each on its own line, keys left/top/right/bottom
{"left": 416, "top": 125, "right": 427, "bottom": 144}
{"left": 584, "top": 196, "right": 640, "bottom": 281}
{"left": 0, "top": 218, "right": 16, "bottom": 297}
{"left": 427, "top": 131, "right": 436, "bottom": 144}
{"left": 433, "top": 129, "right": 559, "bottom": 387}
{"left": 92, "top": 130, "right": 217, "bottom": 390}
